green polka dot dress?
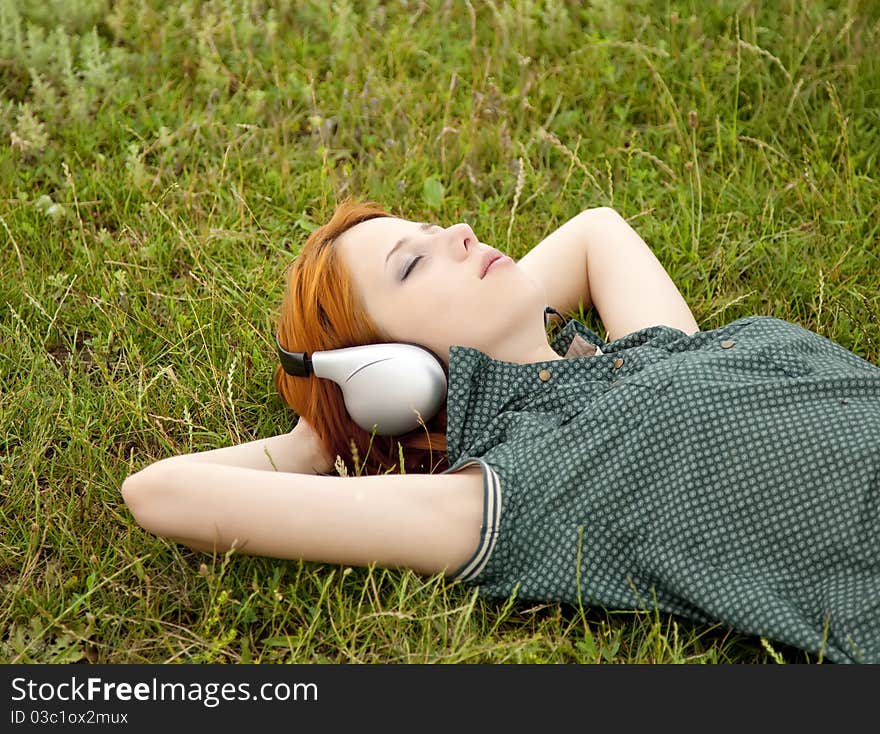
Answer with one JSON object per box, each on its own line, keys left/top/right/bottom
{"left": 441, "top": 315, "right": 880, "bottom": 664}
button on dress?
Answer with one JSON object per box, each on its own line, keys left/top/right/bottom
{"left": 440, "top": 315, "right": 880, "bottom": 663}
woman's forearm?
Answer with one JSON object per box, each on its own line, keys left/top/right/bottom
{"left": 131, "top": 420, "right": 333, "bottom": 477}
{"left": 172, "top": 430, "right": 317, "bottom": 471}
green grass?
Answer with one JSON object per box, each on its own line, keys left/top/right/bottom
{"left": 1, "top": 0, "right": 878, "bottom": 663}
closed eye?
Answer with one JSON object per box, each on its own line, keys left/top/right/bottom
{"left": 402, "top": 256, "right": 423, "bottom": 280}
{"left": 399, "top": 224, "right": 442, "bottom": 281}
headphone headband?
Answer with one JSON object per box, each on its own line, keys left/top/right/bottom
{"left": 544, "top": 306, "right": 569, "bottom": 328}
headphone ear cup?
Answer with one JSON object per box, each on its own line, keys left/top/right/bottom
{"left": 340, "top": 345, "right": 448, "bottom": 436}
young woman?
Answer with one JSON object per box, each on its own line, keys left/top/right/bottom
{"left": 121, "top": 199, "right": 880, "bottom": 664}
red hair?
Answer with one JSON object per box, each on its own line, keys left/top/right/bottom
{"left": 273, "top": 197, "right": 448, "bottom": 476}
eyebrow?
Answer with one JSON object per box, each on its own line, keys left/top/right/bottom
{"left": 384, "top": 222, "right": 439, "bottom": 269}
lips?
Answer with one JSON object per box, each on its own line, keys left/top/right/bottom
{"left": 480, "top": 251, "right": 503, "bottom": 279}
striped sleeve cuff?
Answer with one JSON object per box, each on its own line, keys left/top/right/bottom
{"left": 441, "top": 457, "right": 502, "bottom": 583}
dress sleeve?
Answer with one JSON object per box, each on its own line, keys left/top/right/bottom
{"left": 440, "top": 456, "right": 503, "bottom": 582}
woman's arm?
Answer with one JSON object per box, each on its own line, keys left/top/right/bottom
{"left": 518, "top": 207, "right": 700, "bottom": 341}
{"left": 120, "top": 461, "right": 484, "bottom": 576}
{"left": 143, "top": 417, "right": 333, "bottom": 475}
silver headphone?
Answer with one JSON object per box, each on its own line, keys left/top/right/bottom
{"left": 276, "top": 335, "right": 448, "bottom": 436}
{"left": 275, "top": 306, "right": 568, "bottom": 436}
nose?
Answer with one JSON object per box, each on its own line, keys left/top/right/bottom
{"left": 446, "top": 222, "right": 476, "bottom": 254}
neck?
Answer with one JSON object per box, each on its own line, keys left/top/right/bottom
{"left": 487, "top": 324, "right": 566, "bottom": 365}
{"left": 511, "top": 340, "right": 565, "bottom": 365}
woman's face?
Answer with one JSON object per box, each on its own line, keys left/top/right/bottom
{"left": 336, "top": 216, "right": 557, "bottom": 366}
